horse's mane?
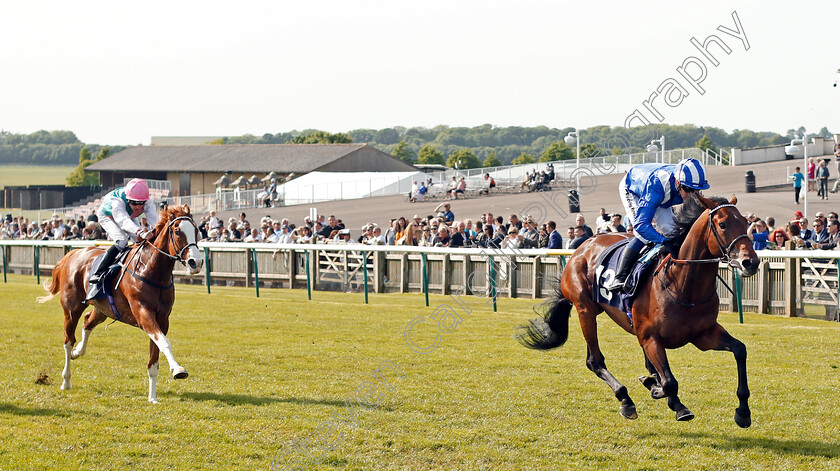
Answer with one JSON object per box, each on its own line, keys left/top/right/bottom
{"left": 671, "top": 194, "right": 730, "bottom": 239}
{"left": 153, "top": 205, "right": 190, "bottom": 234}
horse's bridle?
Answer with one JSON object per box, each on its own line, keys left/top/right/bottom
{"left": 670, "top": 203, "right": 749, "bottom": 266}
{"left": 145, "top": 215, "right": 199, "bottom": 266}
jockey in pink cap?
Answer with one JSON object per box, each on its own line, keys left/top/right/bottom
{"left": 88, "top": 178, "right": 160, "bottom": 289}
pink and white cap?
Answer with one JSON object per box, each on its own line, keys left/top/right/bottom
{"left": 125, "top": 178, "right": 150, "bottom": 201}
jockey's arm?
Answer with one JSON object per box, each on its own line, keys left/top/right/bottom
{"left": 633, "top": 203, "right": 667, "bottom": 245}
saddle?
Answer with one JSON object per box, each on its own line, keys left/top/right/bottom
{"left": 84, "top": 249, "right": 130, "bottom": 302}
{"left": 592, "top": 238, "right": 665, "bottom": 321}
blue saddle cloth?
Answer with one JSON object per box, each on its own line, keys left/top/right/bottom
{"left": 592, "top": 238, "right": 664, "bottom": 320}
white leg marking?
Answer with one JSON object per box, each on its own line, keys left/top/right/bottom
{"left": 148, "top": 362, "right": 159, "bottom": 404}
{"left": 61, "top": 342, "right": 73, "bottom": 390}
{"left": 146, "top": 332, "right": 187, "bottom": 378}
{"left": 71, "top": 329, "right": 92, "bottom": 359}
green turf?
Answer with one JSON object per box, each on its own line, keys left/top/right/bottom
{"left": 0, "top": 165, "right": 76, "bottom": 190}
{"left": 1, "top": 273, "right": 839, "bottom": 470}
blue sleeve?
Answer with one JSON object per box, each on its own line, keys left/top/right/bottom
{"left": 632, "top": 178, "right": 667, "bottom": 244}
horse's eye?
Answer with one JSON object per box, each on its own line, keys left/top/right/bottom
{"left": 718, "top": 222, "right": 727, "bottom": 229}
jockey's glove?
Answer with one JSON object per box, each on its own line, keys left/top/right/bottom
{"left": 138, "top": 230, "right": 155, "bottom": 241}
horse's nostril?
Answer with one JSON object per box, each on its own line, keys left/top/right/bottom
{"left": 188, "top": 259, "right": 197, "bottom": 269}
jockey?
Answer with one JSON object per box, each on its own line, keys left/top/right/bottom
{"left": 604, "top": 158, "right": 710, "bottom": 292}
{"left": 88, "top": 178, "right": 160, "bottom": 287}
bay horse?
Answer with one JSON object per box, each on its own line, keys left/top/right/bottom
{"left": 37, "top": 205, "right": 204, "bottom": 403}
{"left": 518, "top": 194, "right": 759, "bottom": 427}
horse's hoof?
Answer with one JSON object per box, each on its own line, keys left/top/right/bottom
{"left": 60, "top": 382, "right": 71, "bottom": 390}
{"left": 620, "top": 403, "right": 638, "bottom": 420}
{"left": 172, "top": 367, "right": 188, "bottom": 379}
{"left": 734, "top": 411, "right": 751, "bottom": 428}
{"left": 149, "top": 398, "right": 159, "bottom": 404}
{"left": 676, "top": 408, "right": 695, "bottom": 421}
{"left": 650, "top": 386, "right": 665, "bottom": 400}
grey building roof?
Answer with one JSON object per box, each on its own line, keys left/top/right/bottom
{"left": 86, "top": 144, "right": 402, "bottom": 173}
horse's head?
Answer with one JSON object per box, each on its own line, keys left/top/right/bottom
{"left": 156, "top": 204, "right": 204, "bottom": 275}
{"left": 698, "top": 194, "right": 759, "bottom": 277}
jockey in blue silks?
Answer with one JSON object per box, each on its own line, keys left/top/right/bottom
{"left": 604, "top": 158, "right": 711, "bottom": 292}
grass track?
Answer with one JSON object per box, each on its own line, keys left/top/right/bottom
{"left": 1, "top": 274, "right": 839, "bottom": 470}
{"left": 0, "top": 165, "right": 75, "bottom": 189}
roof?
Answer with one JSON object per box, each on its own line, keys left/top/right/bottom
{"left": 86, "top": 144, "right": 374, "bottom": 173}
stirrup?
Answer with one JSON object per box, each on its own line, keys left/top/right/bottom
{"left": 89, "top": 273, "right": 103, "bottom": 284}
{"left": 604, "top": 277, "right": 627, "bottom": 291}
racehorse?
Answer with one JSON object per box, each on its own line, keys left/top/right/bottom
{"left": 37, "top": 205, "right": 204, "bottom": 403}
{"left": 518, "top": 194, "right": 758, "bottom": 427}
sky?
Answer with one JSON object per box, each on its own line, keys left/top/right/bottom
{"left": 1, "top": 0, "right": 838, "bottom": 146}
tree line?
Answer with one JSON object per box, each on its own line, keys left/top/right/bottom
{"left": 0, "top": 130, "right": 123, "bottom": 165}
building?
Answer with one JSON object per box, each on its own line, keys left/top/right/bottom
{"left": 86, "top": 144, "right": 416, "bottom": 196}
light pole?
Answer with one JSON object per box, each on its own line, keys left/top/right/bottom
{"left": 647, "top": 136, "right": 665, "bottom": 164}
{"left": 802, "top": 132, "right": 808, "bottom": 220}
{"left": 564, "top": 128, "right": 580, "bottom": 169}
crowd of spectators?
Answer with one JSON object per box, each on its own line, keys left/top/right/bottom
{"left": 746, "top": 210, "right": 840, "bottom": 251}
{"left": 0, "top": 212, "right": 106, "bottom": 241}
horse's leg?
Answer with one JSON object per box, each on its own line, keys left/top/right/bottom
{"left": 691, "top": 324, "right": 751, "bottom": 428}
{"left": 70, "top": 310, "right": 107, "bottom": 359}
{"left": 639, "top": 354, "right": 665, "bottom": 399}
{"left": 579, "top": 306, "right": 637, "bottom": 419}
{"left": 640, "top": 338, "right": 694, "bottom": 421}
{"left": 61, "top": 303, "right": 85, "bottom": 390}
{"left": 139, "top": 313, "right": 188, "bottom": 380}
{"left": 147, "top": 339, "right": 161, "bottom": 404}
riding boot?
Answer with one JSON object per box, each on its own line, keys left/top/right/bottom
{"left": 89, "top": 243, "right": 122, "bottom": 284}
{"left": 604, "top": 238, "right": 645, "bottom": 292}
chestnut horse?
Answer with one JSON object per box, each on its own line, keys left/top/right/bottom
{"left": 38, "top": 205, "right": 204, "bottom": 403}
{"left": 518, "top": 194, "right": 759, "bottom": 427}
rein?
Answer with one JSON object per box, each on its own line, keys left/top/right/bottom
{"left": 659, "top": 203, "right": 748, "bottom": 307}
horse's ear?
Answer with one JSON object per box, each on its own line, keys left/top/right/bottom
{"left": 729, "top": 194, "right": 737, "bottom": 205}
{"left": 697, "top": 194, "right": 716, "bottom": 210}
{"left": 184, "top": 204, "right": 191, "bottom": 214}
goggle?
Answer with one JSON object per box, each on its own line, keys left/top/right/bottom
{"left": 128, "top": 200, "right": 146, "bottom": 206}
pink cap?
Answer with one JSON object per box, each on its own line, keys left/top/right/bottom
{"left": 125, "top": 179, "right": 150, "bottom": 201}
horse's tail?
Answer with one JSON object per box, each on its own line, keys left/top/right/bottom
{"left": 516, "top": 283, "right": 572, "bottom": 350}
{"left": 36, "top": 256, "right": 64, "bottom": 304}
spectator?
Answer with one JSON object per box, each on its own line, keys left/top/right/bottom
{"left": 449, "top": 221, "right": 469, "bottom": 248}
{"left": 547, "top": 221, "right": 562, "bottom": 249}
{"left": 397, "top": 222, "right": 417, "bottom": 246}
{"left": 790, "top": 167, "right": 804, "bottom": 204}
{"left": 817, "top": 160, "right": 830, "bottom": 200}
{"left": 814, "top": 220, "right": 840, "bottom": 250}
{"left": 807, "top": 157, "right": 816, "bottom": 192}
{"left": 319, "top": 215, "right": 339, "bottom": 239}
{"left": 765, "top": 216, "right": 776, "bottom": 233}
{"left": 244, "top": 228, "right": 260, "bottom": 242}
{"left": 434, "top": 202, "right": 455, "bottom": 223}
{"left": 276, "top": 225, "right": 293, "bottom": 244}
{"left": 768, "top": 228, "right": 789, "bottom": 250}
{"left": 445, "top": 176, "right": 458, "bottom": 199}
{"left": 479, "top": 173, "right": 495, "bottom": 195}
{"left": 569, "top": 226, "right": 590, "bottom": 250}
{"left": 519, "top": 218, "right": 540, "bottom": 248}
{"left": 564, "top": 227, "right": 576, "bottom": 249}
{"left": 575, "top": 214, "right": 594, "bottom": 238}
{"left": 417, "top": 226, "right": 433, "bottom": 247}
{"left": 605, "top": 214, "right": 626, "bottom": 233}
{"left": 595, "top": 208, "right": 610, "bottom": 233}
{"left": 208, "top": 211, "right": 219, "bottom": 230}
{"left": 501, "top": 226, "right": 521, "bottom": 249}
{"left": 227, "top": 219, "right": 242, "bottom": 242}
{"left": 367, "top": 226, "right": 386, "bottom": 245}
{"left": 433, "top": 225, "right": 450, "bottom": 247}
{"left": 508, "top": 214, "right": 523, "bottom": 232}
{"left": 747, "top": 219, "right": 770, "bottom": 250}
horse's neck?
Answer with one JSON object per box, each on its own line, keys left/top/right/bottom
{"left": 670, "top": 212, "right": 717, "bottom": 290}
{"left": 141, "top": 224, "right": 177, "bottom": 275}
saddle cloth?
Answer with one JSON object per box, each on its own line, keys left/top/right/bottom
{"left": 592, "top": 238, "right": 664, "bottom": 318}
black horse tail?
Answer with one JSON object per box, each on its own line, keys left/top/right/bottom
{"left": 516, "top": 285, "right": 572, "bottom": 350}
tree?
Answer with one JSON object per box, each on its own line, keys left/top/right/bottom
{"left": 577, "top": 143, "right": 599, "bottom": 159}
{"left": 446, "top": 149, "right": 481, "bottom": 169}
{"left": 819, "top": 127, "right": 833, "bottom": 139}
{"left": 540, "top": 141, "right": 574, "bottom": 162}
{"left": 391, "top": 140, "right": 414, "bottom": 163}
{"left": 695, "top": 134, "right": 717, "bottom": 154}
{"left": 511, "top": 152, "right": 536, "bottom": 165}
{"left": 416, "top": 145, "right": 445, "bottom": 165}
{"left": 66, "top": 146, "right": 100, "bottom": 186}
{"left": 289, "top": 131, "right": 352, "bottom": 144}
{"left": 483, "top": 151, "right": 502, "bottom": 167}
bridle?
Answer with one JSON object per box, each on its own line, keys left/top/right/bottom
{"left": 144, "top": 215, "right": 199, "bottom": 266}
{"left": 669, "top": 204, "right": 749, "bottom": 266}
{"left": 658, "top": 203, "right": 749, "bottom": 306}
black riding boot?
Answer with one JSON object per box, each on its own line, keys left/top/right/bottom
{"left": 89, "top": 243, "right": 122, "bottom": 284}
{"left": 604, "top": 238, "right": 645, "bottom": 292}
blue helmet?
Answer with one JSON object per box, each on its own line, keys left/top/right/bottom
{"left": 675, "top": 158, "right": 710, "bottom": 190}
